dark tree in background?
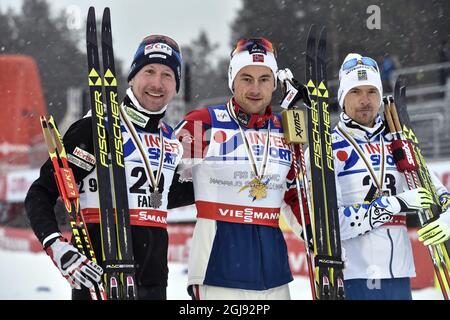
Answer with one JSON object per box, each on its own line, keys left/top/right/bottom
{"left": 231, "top": 0, "right": 306, "bottom": 78}
{"left": 232, "top": 0, "right": 449, "bottom": 71}
{"left": 0, "top": 0, "right": 83, "bottom": 120}
{"left": 0, "top": 0, "right": 448, "bottom": 115}
{"left": 0, "top": 0, "right": 126, "bottom": 121}
{"left": 0, "top": 8, "right": 15, "bottom": 53}
{"left": 230, "top": 0, "right": 450, "bottom": 106}
{"left": 182, "top": 30, "right": 230, "bottom": 110}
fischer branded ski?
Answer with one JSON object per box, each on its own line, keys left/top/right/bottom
{"left": 86, "top": 6, "right": 137, "bottom": 299}
{"left": 40, "top": 116, "right": 107, "bottom": 300}
{"left": 384, "top": 80, "right": 450, "bottom": 299}
{"left": 304, "top": 25, "right": 345, "bottom": 300}
{"left": 101, "top": 7, "right": 137, "bottom": 300}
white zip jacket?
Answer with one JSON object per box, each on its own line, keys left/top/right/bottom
{"left": 307, "top": 113, "right": 447, "bottom": 280}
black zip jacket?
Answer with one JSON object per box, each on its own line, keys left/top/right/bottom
{"left": 25, "top": 94, "right": 194, "bottom": 299}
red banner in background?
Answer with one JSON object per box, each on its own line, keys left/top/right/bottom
{"left": 167, "top": 224, "right": 194, "bottom": 262}
{"left": 430, "top": 161, "right": 450, "bottom": 191}
{"left": 281, "top": 227, "right": 435, "bottom": 290}
{"left": 164, "top": 224, "right": 435, "bottom": 290}
{"left": 0, "top": 226, "right": 71, "bottom": 252}
{"left": 0, "top": 174, "right": 5, "bottom": 201}
{"left": 408, "top": 229, "right": 435, "bottom": 289}
{"left": 0, "top": 224, "right": 437, "bottom": 290}
{"left": 3, "top": 161, "right": 449, "bottom": 203}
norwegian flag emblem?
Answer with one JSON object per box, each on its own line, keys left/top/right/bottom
{"left": 253, "top": 54, "right": 264, "bottom": 63}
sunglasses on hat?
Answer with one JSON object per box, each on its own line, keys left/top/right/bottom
{"left": 342, "top": 56, "right": 379, "bottom": 73}
{"left": 231, "top": 38, "right": 276, "bottom": 58}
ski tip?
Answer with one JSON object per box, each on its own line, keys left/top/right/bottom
{"left": 318, "top": 27, "right": 327, "bottom": 55}
{"left": 400, "top": 85, "right": 406, "bottom": 97}
{"left": 103, "top": 7, "right": 111, "bottom": 21}
{"left": 306, "top": 25, "right": 317, "bottom": 49}
{"left": 394, "top": 77, "right": 401, "bottom": 98}
{"left": 394, "top": 76, "right": 406, "bottom": 100}
{"left": 88, "top": 6, "right": 95, "bottom": 17}
{"left": 398, "top": 76, "right": 406, "bottom": 89}
{"left": 86, "top": 7, "right": 97, "bottom": 40}
{"left": 308, "top": 24, "right": 317, "bottom": 37}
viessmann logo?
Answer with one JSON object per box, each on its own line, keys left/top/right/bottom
{"left": 218, "top": 207, "right": 280, "bottom": 223}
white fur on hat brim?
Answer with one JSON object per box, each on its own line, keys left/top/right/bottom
{"left": 228, "top": 51, "right": 278, "bottom": 93}
{"left": 338, "top": 65, "right": 383, "bottom": 108}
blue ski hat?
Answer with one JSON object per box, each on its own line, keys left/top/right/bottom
{"left": 128, "top": 35, "right": 182, "bottom": 92}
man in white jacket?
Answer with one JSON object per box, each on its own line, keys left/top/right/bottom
{"left": 332, "top": 53, "right": 450, "bottom": 299}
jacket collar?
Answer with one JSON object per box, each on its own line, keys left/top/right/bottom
{"left": 123, "top": 88, "right": 166, "bottom": 132}
{"left": 338, "top": 112, "right": 385, "bottom": 141}
{"left": 231, "top": 98, "right": 275, "bottom": 129}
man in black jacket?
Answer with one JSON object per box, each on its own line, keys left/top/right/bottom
{"left": 25, "top": 35, "right": 193, "bottom": 300}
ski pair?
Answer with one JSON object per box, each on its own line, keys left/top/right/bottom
{"left": 384, "top": 80, "right": 450, "bottom": 299}
{"left": 40, "top": 116, "right": 107, "bottom": 300}
{"left": 86, "top": 7, "right": 137, "bottom": 300}
{"left": 303, "top": 25, "right": 345, "bottom": 300}
{"left": 282, "top": 25, "right": 345, "bottom": 300}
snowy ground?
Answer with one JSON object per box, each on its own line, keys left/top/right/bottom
{"left": 0, "top": 249, "right": 443, "bottom": 300}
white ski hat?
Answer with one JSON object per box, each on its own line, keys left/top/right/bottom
{"left": 228, "top": 39, "right": 278, "bottom": 93}
{"left": 337, "top": 53, "right": 383, "bottom": 108}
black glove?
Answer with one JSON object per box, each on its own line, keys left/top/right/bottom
{"left": 301, "top": 223, "right": 314, "bottom": 251}
{"left": 277, "top": 68, "right": 311, "bottom": 109}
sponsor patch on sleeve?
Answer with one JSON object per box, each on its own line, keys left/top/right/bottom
{"left": 68, "top": 154, "right": 94, "bottom": 171}
{"left": 73, "top": 147, "right": 96, "bottom": 165}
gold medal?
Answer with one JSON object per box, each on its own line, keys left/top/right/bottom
{"left": 249, "top": 178, "right": 268, "bottom": 200}
{"left": 239, "top": 178, "right": 268, "bottom": 201}
{"left": 227, "top": 100, "right": 272, "bottom": 202}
